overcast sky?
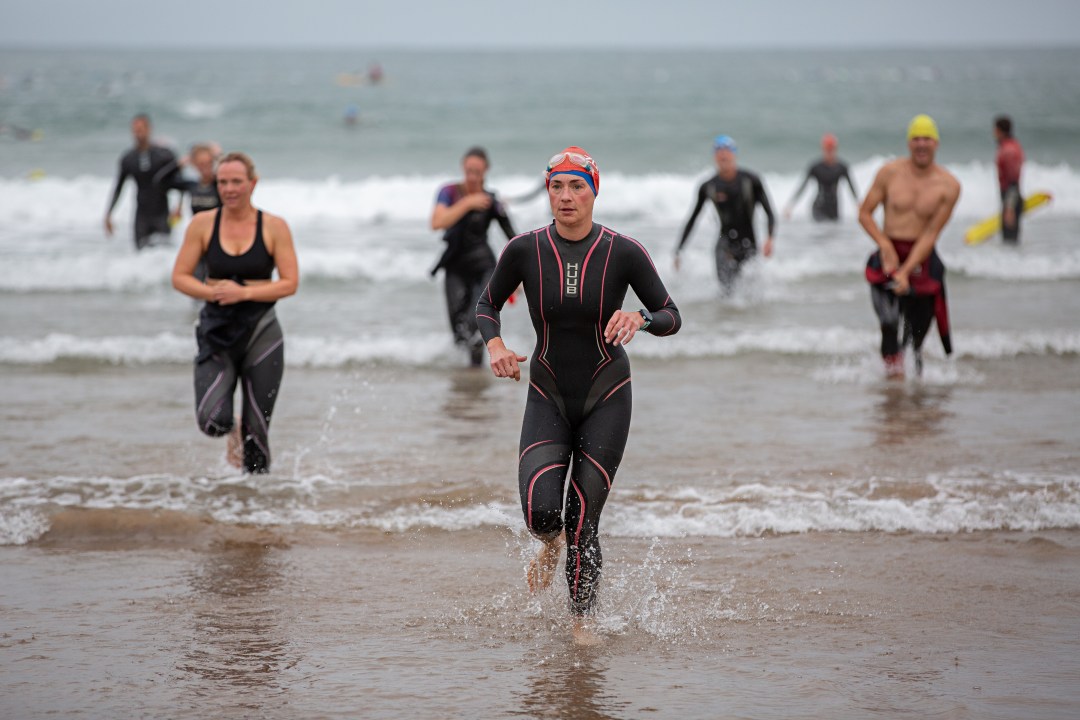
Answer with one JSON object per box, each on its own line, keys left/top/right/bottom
{"left": 4, "top": 0, "right": 1080, "bottom": 49}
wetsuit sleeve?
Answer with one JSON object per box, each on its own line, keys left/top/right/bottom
{"left": 754, "top": 174, "right": 777, "bottom": 236}
{"left": 623, "top": 238, "right": 682, "bottom": 337}
{"left": 107, "top": 156, "right": 130, "bottom": 213}
{"left": 788, "top": 168, "right": 813, "bottom": 205}
{"left": 476, "top": 236, "right": 527, "bottom": 344}
{"left": 492, "top": 194, "right": 516, "bottom": 240}
{"left": 842, "top": 164, "right": 859, "bottom": 200}
{"left": 153, "top": 157, "right": 187, "bottom": 191}
{"left": 677, "top": 181, "right": 709, "bottom": 252}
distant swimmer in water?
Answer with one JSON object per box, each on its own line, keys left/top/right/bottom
{"left": 163, "top": 143, "right": 222, "bottom": 282}
{"left": 343, "top": 104, "right": 359, "bottom": 126}
{"left": 164, "top": 142, "right": 223, "bottom": 222}
{"left": 104, "top": 113, "right": 182, "bottom": 250}
{"left": 859, "top": 115, "right": 960, "bottom": 379}
{"left": 993, "top": 115, "right": 1025, "bottom": 244}
{"left": 675, "top": 135, "right": 777, "bottom": 292}
{"left": 784, "top": 133, "right": 859, "bottom": 222}
{"left": 172, "top": 152, "right": 299, "bottom": 473}
{"left": 431, "top": 147, "right": 516, "bottom": 366}
{"left": 477, "top": 147, "right": 681, "bottom": 643}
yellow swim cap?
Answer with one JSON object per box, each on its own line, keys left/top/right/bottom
{"left": 907, "top": 114, "right": 940, "bottom": 141}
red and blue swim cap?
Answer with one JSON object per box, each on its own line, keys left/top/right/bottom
{"left": 546, "top": 146, "right": 599, "bottom": 196}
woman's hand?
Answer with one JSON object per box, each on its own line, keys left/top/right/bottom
{"left": 210, "top": 280, "right": 250, "bottom": 306}
{"left": 488, "top": 338, "right": 527, "bottom": 381}
{"left": 604, "top": 309, "right": 646, "bottom": 347}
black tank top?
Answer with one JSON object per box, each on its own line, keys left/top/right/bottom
{"left": 205, "top": 209, "right": 275, "bottom": 281}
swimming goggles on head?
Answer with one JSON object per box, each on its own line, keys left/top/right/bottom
{"left": 547, "top": 151, "right": 596, "bottom": 174}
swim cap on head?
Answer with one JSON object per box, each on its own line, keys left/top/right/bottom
{"left": 821, "top": 133, "right": 838, "bottom": 150}
{"left": 713, "top": 135, "right": 738, "bottom": 153}
{"left": 907, "top": 114, "right": 940, "bottom": 142}
{"left": 546, "top": 146, "right": 599, "bottom": 195}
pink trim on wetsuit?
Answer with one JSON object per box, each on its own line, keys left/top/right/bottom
{"left": 519, "top": 439, "right": 554, "bottom": 464}
{"left": 569, "top": 476, "right": 587, "bottom": 601}
{"left": 535, "top": 231, "right": 557, "bottom": 380}
{"left": 602, "top": 377, "right": 631, "bottom": 402}
{"left": 527, "top": 463, "right": 567, "bottom": 527}
{"left": 581, "top": 450, "right": 612, "bottom": 490}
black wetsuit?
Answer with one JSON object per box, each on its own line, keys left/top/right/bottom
{"left": 432, "top": 184, "right": 515, "bottom": 363}
{"left": 789, "top": 159, "right": 857, "bottom": 221}
{"left": 107, "top": 145, "right": 179, "bottom": 249}
{"left": 476, "top": 223, "right": 681, "bottom": 614}
{"left": 185, "top": 180, "right": 221, "bottom": 215}
{"left": 677, "top": 170, "right": 776, "bottom": 289}
{"left": 193, "top": 210, "right": 284, "bottom": 474}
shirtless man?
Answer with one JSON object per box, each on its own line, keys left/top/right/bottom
{"left": 858, "top": 114, "right": 960, "bottom": 378}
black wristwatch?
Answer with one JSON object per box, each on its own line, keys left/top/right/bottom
{"left": 638, "top": 308, "right": 652, "bottom": 331}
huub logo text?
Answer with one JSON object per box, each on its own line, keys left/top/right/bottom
{"left": 566, "top": 262, "right": 579, "bottom": 296}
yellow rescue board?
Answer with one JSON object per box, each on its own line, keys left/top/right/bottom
{"left": 964, "top": 191, "right": 1053, "bottom": 246}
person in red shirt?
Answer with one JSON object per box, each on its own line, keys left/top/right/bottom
{"left": 994, "top": 115, "right": 1025, "bottom": 244}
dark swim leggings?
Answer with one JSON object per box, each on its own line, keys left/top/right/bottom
{"left": 518, "top": 382, "right": 631, "bottom": 615}
{"left": 715, "top": 236, "right": 756, "bottom": 291}
{"left": 194, "top": 310, "right": 284, "bottom": 473}
{"left": 870, "top": 284, "right": 935, "bottom": 359}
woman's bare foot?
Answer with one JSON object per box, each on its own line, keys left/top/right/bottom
{"left": 226, "top": 421, "right": 243, "bottom": 469}
{"left": 572, "top": 617, "right": 603, "bottom": 647}
{"left": 527, "top": 531, "right": 564, "bottom": 592}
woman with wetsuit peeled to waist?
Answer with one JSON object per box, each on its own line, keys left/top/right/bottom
{"left": 172, "top": 151, "right": 299, "bottom": 473}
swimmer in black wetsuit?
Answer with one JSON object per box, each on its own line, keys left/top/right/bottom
{"left": 172, "top": 152, "right": 299, "bottom": 473}
{"left": 675, "top": 135, "right": 776, "bottom": 292}
{"left": 431, "top": 147, "right": 516, "bottom": 366}
{"left": 478, "top": 147, "right": 681, "bottom": 641}
{"left": 104, "top": 114, "right": 181, "bottom": 250}
{"left": 784, "top": 133, "right": 859, "bottom": 222}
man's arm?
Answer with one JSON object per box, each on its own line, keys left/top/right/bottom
{"left": 676, "top": 182, "right": 708, "bottom": 253}
{"left": 858, "top": 164, "right": 899, "bottom": 274}
{"left": 104, "top": 157, "right": 130, "bottom": 235}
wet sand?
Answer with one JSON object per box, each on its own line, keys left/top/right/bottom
{"left": 3, "top": 520, "right": 1078, "bottom": 719}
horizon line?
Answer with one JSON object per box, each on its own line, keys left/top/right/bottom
{"left": 3, "top": 41, "right": 1079, "bottom": 52}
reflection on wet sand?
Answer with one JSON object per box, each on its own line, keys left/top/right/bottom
{"left": 868, "top": 384, "right": 954, "bottom": 448}
{"left": 177, "top": 538, "right": 296, "bottom": 702}
{"left": 515, "top": 646, "right": 631, "bottom": 720}
{"left": 439, "top": 368, "right": 498, "bottom": 440}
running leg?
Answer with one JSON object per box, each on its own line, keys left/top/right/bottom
{"left": 237, "top": 314, "right": 285, "bottom": 473}
{"left": 563, "top": 380, "right": 631, "bottom": 615}
{"left": 194, "top": 349, "right": 238, "bottom": 438}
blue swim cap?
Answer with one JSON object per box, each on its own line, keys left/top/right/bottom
{"left": 713, "top": 135, "right": 738, "bottom": 153}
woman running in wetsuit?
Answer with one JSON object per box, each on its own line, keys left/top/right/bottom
{"left": 172, "top": 152, "right": 299, "bottom": 473}
{"left": 477, "top": 147, "right": 681, "bottom": 640}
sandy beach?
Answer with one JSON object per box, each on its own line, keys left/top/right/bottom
{"left": 3, "top": 520, "right": 1078, "bottom": 719}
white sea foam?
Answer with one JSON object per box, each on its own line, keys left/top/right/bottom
{"left": 178, "top": 99, "right": 225, "bottom": 120}
{"left": 2, "top": 471, "right": 1076, "bottom": 545}
{"left": 1, "top": 159, "right": 1076, "bottom": 228}
{"left": 1, "top": 162, "right": 1077, "bottom": 293}
{"left": 1, "top": 326, "right": 1075, "bottom": 368}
